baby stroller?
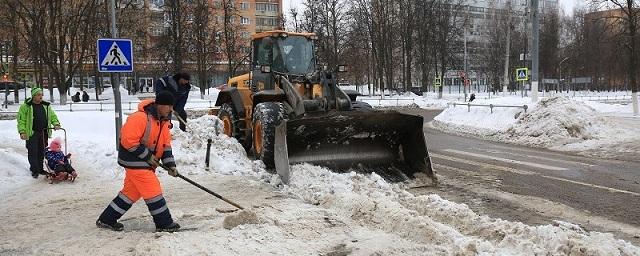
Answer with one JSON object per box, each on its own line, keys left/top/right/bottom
{"left": 43, "top": 128, "right": 78, "bottom": 184}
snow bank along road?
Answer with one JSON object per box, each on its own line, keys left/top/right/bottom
{"left": 404, "top": 108, "right": 640, "bottom": 244}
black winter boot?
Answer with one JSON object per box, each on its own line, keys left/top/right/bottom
{"left": 96, "top": 219, "right": 124, "bottom": 231}
{"left": 97, "top": 192, "right": 133, "bottom": 231}
{"left": 156, "top": 222, "right": 180, "bottom": 232}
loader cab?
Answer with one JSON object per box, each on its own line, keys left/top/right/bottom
{"left": 252, "top": 33, "right": 316, "bottom": 75}
{"left": 251, "top": 32, "right": 317, "bottom": 91}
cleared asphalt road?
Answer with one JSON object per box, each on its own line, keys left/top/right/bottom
{"left": 400, "top": 108, "right": 640, "bottom": 242}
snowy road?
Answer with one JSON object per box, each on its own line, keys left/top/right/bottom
{"left": 403, "top": 109, "right": 640, "bottom": 244}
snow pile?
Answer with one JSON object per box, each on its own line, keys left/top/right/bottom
{"left": 169, "top": 115, "right": 265, "bottom": 177}
{"left": 281, "top": 164, "right": 640, "bottom": 255}
{"left": 433, "top": 96, "right": 532, "bottom": 136}
{"left": 500, "top": 97, "right": 609, "bottom": 147}
{"left": 434, "top": 96, "right": 640, "bottom": 158}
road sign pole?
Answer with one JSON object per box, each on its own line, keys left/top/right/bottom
{"left": 109, "top": 0, "right": 123, "bottom": 151}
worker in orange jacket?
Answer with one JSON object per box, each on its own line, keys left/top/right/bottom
{"left": 96, "top": 91, "right": 181, "bottom": 232}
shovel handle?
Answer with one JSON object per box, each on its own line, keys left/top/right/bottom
{"left": 157, "top": 162, "right": 243, "bottom": 210}
{"left": 176, "top": 173, "right": 244, "bottom": 210}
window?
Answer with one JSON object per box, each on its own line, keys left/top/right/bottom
{"left": 256, "top": 17, "right": 278, "bottom": 27}
{"left": 150, "top": 27, "right": 164, "bottom": 36}
{"left": 164, "top": 12, "right": 172, "bottom": 26}
{"left": 152, "top": 0, "right": 164, "bottom": 6}
{"left": 256, "top": 3, "right": 278, "bottom": 12}
{"left": 240, "top": 2, "right": 250, "bottom": 10}
{"left": 241, "top": 32, "right": 251, "bottom": 38}
{"left": 241, "top": 17, "right": 250, "bottom": 25}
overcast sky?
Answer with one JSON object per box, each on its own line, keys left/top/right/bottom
{"left": 284, "top": 0, "right": 584, "bottom": 19}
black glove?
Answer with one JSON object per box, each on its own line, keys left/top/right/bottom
{"left": 146, "top": 156, "right": 160, "bottom": 167}
{"left": 168, "top": 167, "right": 179, "bottom": 177}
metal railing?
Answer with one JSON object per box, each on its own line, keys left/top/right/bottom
{"left": 449, "top": 102, "right": 528, "bottom": 113}
{"left": 360, "top": 98, "right": 416, "bottom": 106}
{"left": 54, "top": 100, "right": 219, "bottom": 112}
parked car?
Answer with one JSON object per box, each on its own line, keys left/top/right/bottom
{"left": 409, "top": 87, "right": 424, "bottom": 96}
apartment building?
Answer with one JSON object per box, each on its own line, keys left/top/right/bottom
{"left": 121, "top": 0, "right": 283, "bottom": 89}
{"left": 442, "top": 0, "right": 559, "bottom": 93}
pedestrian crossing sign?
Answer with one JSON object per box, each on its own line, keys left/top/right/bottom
{"left": 97, "top": 39, "right": 133, "bottom": 72}
{"left": 516, "top": 68, "right": 528, "bottom": 81}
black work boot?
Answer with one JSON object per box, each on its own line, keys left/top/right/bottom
{"left": 156, "top": 222, "right": 180, "bottom": 233}
{"left": 97, "top": 192, "right": 133, "bottom": 231}
{"left": 96, "top": 219, "right": 124, "bottom": 231}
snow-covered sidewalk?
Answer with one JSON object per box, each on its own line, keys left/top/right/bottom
{"left": 1, "top": 108, "right": 639, "bottom": 255}
{"left": 433, "top": 96, "right": 640, "bottom": 161}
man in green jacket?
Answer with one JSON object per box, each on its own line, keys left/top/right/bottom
{"left": 17, "top": 87, "right": 61, "bottom": 178}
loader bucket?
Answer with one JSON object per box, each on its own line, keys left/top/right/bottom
{"left": 274, "top": 111, "right": 435, "bottom": 184}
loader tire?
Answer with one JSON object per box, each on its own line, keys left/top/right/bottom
{"left": 218, "top": 103, "right": 251, "bottom": 150}
{"left": 252, "top": 102, "right": 285, "bottom": 169}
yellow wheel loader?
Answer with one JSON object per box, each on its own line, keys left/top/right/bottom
{"left": 214, "top": 30, "right": 435, "bottom": 184}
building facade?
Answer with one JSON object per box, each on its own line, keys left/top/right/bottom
{"left": 441, "top": 0, "right": 559, "bottom": 93}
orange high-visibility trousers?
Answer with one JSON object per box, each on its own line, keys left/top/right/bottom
{"left": 120, "top": 169, "right": 163, "bottom": 202}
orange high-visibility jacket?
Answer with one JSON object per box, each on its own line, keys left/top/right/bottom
{"left": 117, "top": 100, "right": 176, "bottom": 169}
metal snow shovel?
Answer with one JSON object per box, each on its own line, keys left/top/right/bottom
{"left": 157, "top": 162, "right": 244, "bottom": 210}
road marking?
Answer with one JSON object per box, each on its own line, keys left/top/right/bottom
{"left": 430, "top": 153, "right": 640, "bottom": 197}
{"left": 483, "top": 149, "right": 596, "bottom": 167}
{"left": 539, "top": 175, "right": 640, "bottom": 197}
{"left": 431, "top": 153, "right": 536, "bottom": 175}
{"left": 443, "top": 149, "right": 568, "bottom": 171}
{"left": 488, "top": 144, "right": 603, "bottom": 163}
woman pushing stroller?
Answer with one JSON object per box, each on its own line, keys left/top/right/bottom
{"left": 45, "top": 137, "right": 77, "bottom": 183}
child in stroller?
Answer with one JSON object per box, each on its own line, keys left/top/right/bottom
{"left": 44, "top": 137, "right": 77, "bottom": 183}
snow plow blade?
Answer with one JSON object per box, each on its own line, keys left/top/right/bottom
{"left": 274, "top": 111, "right": 435, "bottom": 184}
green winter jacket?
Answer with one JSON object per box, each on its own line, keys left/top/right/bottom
{"left": 17, "top": 98, "right": 61, "bottom": 139}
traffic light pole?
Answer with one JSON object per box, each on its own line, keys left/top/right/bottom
{"left": 109, "top": 0, "right": 123, "bottom": 150}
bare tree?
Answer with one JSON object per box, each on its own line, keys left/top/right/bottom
{"left": 433, "top": 0, "right": 465, "bottom": 98}
{"left": 221, "top": 0, "right": 247, "bottom": 79}
{"left": 165, "top": 0, "right": 188, "bottom": 73}
{"left": 482, "top": 3, "right": 508, "bottom": 93}
{"left": 8, "top": 0, "right": 99, "bottom": 104}
{"left": 590, "top": 0, "right": 639, "bottom": 114}
{"left": 540, "top": 9, "right": 560, "bottom": 91}
{"left": 399, "top": 0, "right": 417, "bottom": 91}
{"left": 192, "top": 0, "right": 219, "bottom": 98}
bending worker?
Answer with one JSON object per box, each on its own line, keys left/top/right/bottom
{"left": 96, "top": 91, "right": 180, "bottom": 232}
{"left": 154, "top": 72, "right": 190, "bottom": 132}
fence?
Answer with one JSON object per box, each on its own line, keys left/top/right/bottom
{"left": 449, "top": 102, "right": 528, "bottom": 113}
{"left": 360, "top": 98, "right": 416, "bottom": 106}
{"left": 54, "top": 100, "right": 219, "bottom": 112}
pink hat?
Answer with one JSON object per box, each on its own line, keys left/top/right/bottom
{"left": 49, "top": 137, "right": 62, "bottom": 149}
